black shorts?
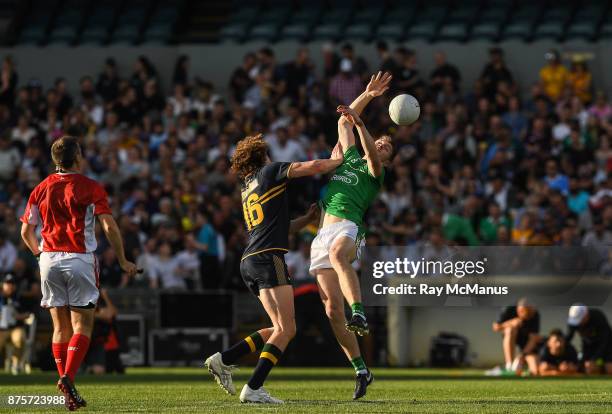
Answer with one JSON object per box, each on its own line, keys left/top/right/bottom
{"left": 516, "top": 331, "right": 542, "bottom": 354}
{"left": 240, "top": 251, "right": 292, "bottom": 296}
{"left": 582, "top": 343, "right": 612, "bottom": 363}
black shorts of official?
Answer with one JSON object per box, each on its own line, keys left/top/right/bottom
{"left": 516, "top": 331, "right": 542, "bottom": 354}
{"left": 240, "top": 251, "right": 292, "bottom": 297}
{"left": 582, "top": 343, "right": 612, "bottom": 363}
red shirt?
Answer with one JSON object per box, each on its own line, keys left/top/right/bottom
{"left": 20, "top": 173, "right": 112, "bottom": 253}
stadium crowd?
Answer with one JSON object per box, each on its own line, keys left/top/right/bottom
{"left": 0, "top": 42, "right": 610, "bottom": 298}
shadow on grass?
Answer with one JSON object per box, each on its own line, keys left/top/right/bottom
{"left": 288, "top": 399, "right": 612, "bottom": 407}
{"left": 3, "top": 372, "right": 612, "bottom": 386}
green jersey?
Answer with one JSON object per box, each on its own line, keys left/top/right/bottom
{"left": 321, "top": 145, "right": 384, "bottom": 226}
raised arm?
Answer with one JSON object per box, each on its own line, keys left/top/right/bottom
{"left": 337, "top": 105, "right": 383, "bottom": 177}
{"left": 337, "top": 114, "right": 355, "bottom": 150}
{"left": 287, "top": 143, "right": 343, "bottom": 178}
{"left": 349, "top": 71, "right": 392, "bottom": 116}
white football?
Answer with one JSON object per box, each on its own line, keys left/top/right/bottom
{"left": 389, "top": 94, "right": 420, "bottom": 125}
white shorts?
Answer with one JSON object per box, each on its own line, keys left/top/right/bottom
{"left": 39, "top": 252, "right": 100, "bottom": 308}
{"left": 309, "top": 220, "right": 364, "bottom": 275}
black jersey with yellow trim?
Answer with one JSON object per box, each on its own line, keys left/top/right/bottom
{"left": 241, "top": 162, "right": 293, "bottom": 259}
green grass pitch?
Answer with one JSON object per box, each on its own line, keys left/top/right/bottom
{"left": 1, "top": 367, "right": 612, "bottom": 413}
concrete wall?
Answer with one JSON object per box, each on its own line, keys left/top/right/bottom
{"left": 1, "top": 40, "right": 610, "bottom": 99}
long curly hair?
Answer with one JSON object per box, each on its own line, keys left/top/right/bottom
{"left": 231, "top": 134, "right": 269, "bottom": 180}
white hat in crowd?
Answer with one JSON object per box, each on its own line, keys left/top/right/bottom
{"left": 567, "top": 304, "right": 588, "bottom": 326}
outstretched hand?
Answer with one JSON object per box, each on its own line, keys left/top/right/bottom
{"left": 366, "top": 71, "right": 392, "bottom": 97}
{"left": 305, "top": 202, "right": 321, "bottom": 223}
{"left": 337, "top": 105, "right": 363, "bottom": 126}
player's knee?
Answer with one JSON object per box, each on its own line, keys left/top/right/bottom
{"left": 278, "top": 323, "right": 296, "bottom": 340}
{"left": 53, "top": 325, "right": 72, "bottom": 340}
{"left": 329, "top": 244, "right": 348, "bottom": 265}
{"left": 324, "top": 300, "right": 344, "bottom": 322}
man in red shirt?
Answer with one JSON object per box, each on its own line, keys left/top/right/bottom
{"left": 20, "top": 136, "right": 137, "bottom": 411}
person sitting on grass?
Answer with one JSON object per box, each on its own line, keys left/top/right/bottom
{"left": 566, "top": 305, "right": 612, "bottom": 375}
{"left": 492, "top": 298, "right": 542, "bottom": 375}
{"left": 538, "top": 329, "right": 579, "bottom": 376}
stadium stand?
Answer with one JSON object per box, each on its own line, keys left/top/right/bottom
{"left": 1, "top": 0, "right": 612, "bottom": 372}
{"left": 1, "top": 0, "right": 611, "bottom": 45}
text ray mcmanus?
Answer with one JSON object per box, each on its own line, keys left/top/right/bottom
{"left": 372, "top": 283, "right": 509, "bottom": 296}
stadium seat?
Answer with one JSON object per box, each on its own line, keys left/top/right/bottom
{"left": 502, "top": 22, "right": 531, "bottom": 40}
{"left": 113, "top": 8, "right": 146, "bottom": 44}
{"left": 437, "top": 23, "right": 467, "bottom": 42}
{"left": 19, "top": 0, "right": 60, "bottom": 44}
{"left": 49, "top": 7, "right": 83, "bottom": 44}
{"left": 376, "top": 4, "right": 417, "bottom": 40}
{"left": 219, "top": 6, "right": 259, "bottom": 41}
{"left": 247, "top": 7, "right": 290, "bottom": 41}
{"left": 279, "top": 8, "right": 321, "bottom": 41}
{"left": 533, "top": 22, "right": 564, "bottom": 40}
{"left": 477, "top": 3, "right": 510, "bottom": 23}
{"left": 219, "top": 23, "right": 248, "bottom": 41}
{"left": 565, "top": 22, "right": 597, "bottom": 40}
{"left": 501, "top": 3, "right": 542, "bottom": 41}
{"left": 471, "top": 22, "right": 500, "bottom": 41}
{"left": 406, "top": 21, "right": 437, "bottom": 41}
{"left": 80, "top": 2, "right": 120, "bottom": 45}
{"left": 344, "top": 23, "right": 373, "bottom": 40}
{"left": 600, "top": 22, "right": 612, "bottom": 39}
{"left": 20, "top": 25, "right": 46, "bottom": 44}
{"left": 311, "top": 7, "right": 352, "bottom": 40}
{"left": 142, "top": 1, "right": 181, "bottom": 44}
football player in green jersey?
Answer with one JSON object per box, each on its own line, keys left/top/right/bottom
{"left": 309, "top": 72, "right": 393, "bottom": 399}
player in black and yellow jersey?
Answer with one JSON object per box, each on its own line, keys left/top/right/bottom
{"left": 205, "top": 134, "right": 343, "bottom": 404}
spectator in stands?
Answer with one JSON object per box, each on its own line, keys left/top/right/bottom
{"left": 582, "top": 215, "right": 612, "bottom": 265}
{"left": 376, "top": 41, "right": 397, "bottom": 75}
{"left": 285, "top": 235, "right": 312, "bottom": 283}
{"left": 480, "top": 48, "right": 514, "bottom": 99}
{"left": 0, "top": 56, "right": 17, "bottom": 107}
{"left": 229, "top": 52, "right": 256, "bottom": 104}
{"left": 283, "top": 47, "right": 313, "bottom": 102}
{"left": 589, "top": 91, "right": 612, "bottom": 121}
{"left": 86, "top": 288, "right": 122, "bottom": 375}
{"left": 340, "top": 42, "right": 368, "bottom": 81}
{"left": 492, "top": 298, "right": 542, "bottom": 375}
{"left": 430, "top": 51, "right": 461, "bottom": 92}
{"left": 148, "top": 241, "right": 185, "bottom": 290}
{"left": 55, "top": 77, "right": 73, "bottom": 117}
{"left": 329, "top": 59, "right": 362, "bottom": 106}
{"left": 0, "top": 230, "right": 16, "bottom": 275}
{"left": 396, "top": 49, "right": 423, "bottom": 97}
{"left": 266, "top": 126, "right": 306, "bottom": 162}
{"left": 97, "top": 57, "right": 119, "bottom": 103}
{"left": 539, "top": 49, "right": 569, "bottom": 102}
{"left": 569, "top": 57, "right": 592, "bottom": 104}
{"left": 0, "top": 274, "right": 29, "bottom": 374}
{"left": 567, "top": 305, "right": 612, "bottom": 375}
{"left": 175, "top": 233, "right": 201, "bottom": 290}
{"left": 502, "top": 96, "right": 528, "bottom": 139}
{"left": 0, "top": 133, "right": 20, "bottom": 182}
{"left": 544, "top": 158, "right": 569, "bottom": 195}
{"left": 538, "top": 328, "right": 579, "bottom": 376}
{"left": 172, "top": 54, "right": 190, "bottom": 87}
{"left": 321, "top": 42, "right": 339, "bottom": 78}
{"left": 11, "top": 115, "right": 36, "bottom": 146}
